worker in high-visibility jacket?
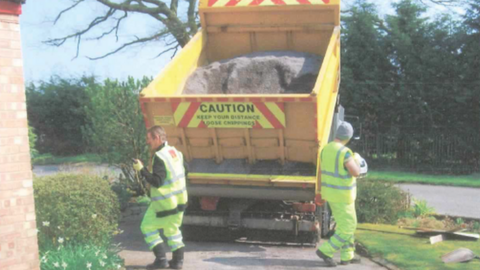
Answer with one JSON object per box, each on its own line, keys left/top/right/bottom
{"left": 316, "top": 121, "right": 363, "bottom": 267}
{"left": 133, "top": 125, "right": 188, "bottom": 270}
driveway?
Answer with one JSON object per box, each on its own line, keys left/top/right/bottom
{"left": 115, "top": 213, "right": 386, "bottom": 270}
{"left": 33, "top": 164, "right": 119, "bottom": 177}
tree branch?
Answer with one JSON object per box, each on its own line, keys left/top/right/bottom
{"left": 54, "top": 0, "right": 85, "bottom": 24}
{"left": 153, "top": 44, "right": 180, "bottom": 59}
{"left": 187, "top": 0, "right": 198, "bottom": 34}
{"left": 86, "top": 31, "right": 170, "bottom": 60}
{"left": 418, "top": 0, "right": 468, "bottom": 6}
{"left": 87, "top": 11, "right": 128, "bottom": 42}
{"left": 97, "top": 0, "right": 190, "bottom": 46}
{"left": 73, "top": 36, "right": 81, "bottom": 60}
{"left": 372, "top": 17, "right": 392, "bottom": 35}
{"left": 97, "top": 0, "right": 168, "bottom": 14}
{"left": 45, "top": 0, "right": 198, "bottom": 60}
{"left": 139, "top": 0, "right": 163, "bottom": 6}
{"left": 165, "top": 38, "right": 178, "bottom": 46}
{"left": 45, "top": 7, "right": 117, "bottom": 58}
{"left": 170, "top": 0, "right": 179, "bottom": 14}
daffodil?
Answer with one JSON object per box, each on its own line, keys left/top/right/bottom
{"left": 92, "top": 214, "right": 97, "bottom": 219}
{"left": 53, "top": 262, "right": 60, "bottom": 267}
{"left": 58, "top": 237, "right": 64, "bottom": 244}
{"left": 43, "top": 221, "right": 50, "bottom": 227}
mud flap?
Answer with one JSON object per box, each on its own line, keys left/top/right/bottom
{"left": 320, "top": 202, "right": 336, "bottom": 239}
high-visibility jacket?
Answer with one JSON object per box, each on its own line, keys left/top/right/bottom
{"left": 320, "top": 141, "right": 356, "bottom": 203}
{"left": 148, "top": 143, "right": 188, "bottom": 214}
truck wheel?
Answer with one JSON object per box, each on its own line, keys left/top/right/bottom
{"left": 320, "top": 202, "right": 335, "bottom": 238}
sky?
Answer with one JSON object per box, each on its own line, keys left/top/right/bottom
{"left": 20, "top": 0, "right": 175, "bottom": 83}
{"left": 19, "top": 0, "right": 462, "bottom": 84}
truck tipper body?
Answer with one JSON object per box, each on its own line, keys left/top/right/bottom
{"left": 140, "top": 0, "right": 342, "bottom": 243}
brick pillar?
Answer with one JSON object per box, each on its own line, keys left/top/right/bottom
{"left": 0, "top": 1, "right": 40, "bottom": 269}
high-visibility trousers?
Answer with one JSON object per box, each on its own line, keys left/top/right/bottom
{"left": 318, "top": 202, "right": 357, "bottom": 261}
{"left": 141, "top": 204, "right": 185, "bottom": 251}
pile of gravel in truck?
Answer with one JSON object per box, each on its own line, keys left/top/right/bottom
{"left": 183, "top": 51, "right": 323, "bottom": 95}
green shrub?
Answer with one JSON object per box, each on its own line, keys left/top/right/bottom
{"left": 135, "top": 195, "right": 152, "bottom": 206}
{"left": 26, "top": 76, "right": 93, "bottom": 155}
{"left": 39, "top": 243, "right": 123, "bottom": 270}
{"left": 356, "top": 180, "right": 410, "bottom": 224}
{"left": 110, "top": 182, "right": 133, "bottom": 212}
{"left": 412, "top": 199, "right": 436, "bottom": 217}
{"left": 397, "top": 198, "right": 436, "bottom": 219}
{"left": 83, "top": 77, "right": 151, "bottom": 196}
{"left": 28, "top": 125, "right": 39, "bottom": 158}
{"left": 473, "top": 221, "right": 480, "bottom": 232}
{"left": 34, "top": 173, "right": 120, "bottom": 248}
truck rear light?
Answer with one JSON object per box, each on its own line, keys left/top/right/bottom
{"left": 314, "top": 194, "right": 325, "bottom": 206}
{"left": 200, "top": 197, "right": 220, "bottom": 211}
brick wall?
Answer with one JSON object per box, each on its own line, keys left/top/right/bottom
{"left": 0, "top": 4, "right": 40, "bottom": 270}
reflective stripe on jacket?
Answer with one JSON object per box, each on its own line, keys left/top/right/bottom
{"left": 320, "top": 141, "right": 356, "bottom": 203}
{"left": 149, "top": 143, "right": 188, "bottom": 213}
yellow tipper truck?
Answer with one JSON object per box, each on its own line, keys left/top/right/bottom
{"left": 139, "top": 0, "right": 342, "bottom": 243}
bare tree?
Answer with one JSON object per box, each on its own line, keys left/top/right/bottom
{"left": 44, "top": 0, "right": 199, "bottom": 60}
{"left": 45, "top": 0, "right": 466, "bottom": 60}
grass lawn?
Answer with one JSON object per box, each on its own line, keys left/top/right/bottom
{"left": 367, "top": 171, "right": 480, "bottom": 188}
{"left": 32, "top": 153, "right": 102, "bottom": 165}
{"left": 356, "top": 223, "right": 480, "bottom": 270}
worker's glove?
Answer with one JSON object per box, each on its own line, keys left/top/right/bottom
{"left": 132, "top": 159, "right": 144, "bottom": 172}
{"left": 354, "top": 153, "right": 368, "bottom": 177}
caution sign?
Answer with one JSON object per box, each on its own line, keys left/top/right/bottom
{"left": 207, "top": 0, "right": 331, "bottom": 8}
{"left": 172, "top": 102, "right": 285, "bottom": 129}
{"left": 154, "top": 115, "right": 175, "bottom": 126}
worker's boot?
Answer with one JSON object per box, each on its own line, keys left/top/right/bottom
{"left": 147, "top": 244, "right": 168, "bottom": 269}
{"left": 316, "top": 249, "right": 337, "bottom": 267}
{"left": 340, "top": 255, "right": 361, "bottom": 265}
{"left": 169, "top": 247, "right": 184, "bottom": 269}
